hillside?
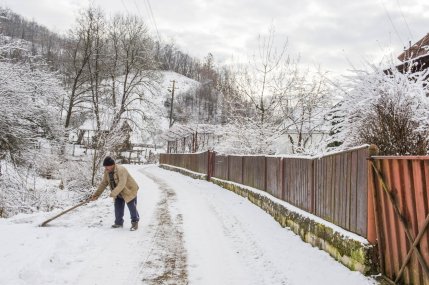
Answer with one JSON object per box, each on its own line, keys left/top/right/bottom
{"left": 129, "top": 70, "right": 203, "bottom": 146}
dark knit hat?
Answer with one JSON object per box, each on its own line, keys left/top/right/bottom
{"left": 103, "top": 156, "right": 115, "bottom": 166}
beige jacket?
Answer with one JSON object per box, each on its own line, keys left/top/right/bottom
{"left": 94, "top": 165, "right": 139, "bottom": 203}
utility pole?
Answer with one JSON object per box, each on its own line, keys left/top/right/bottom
{"left": 168, "top": 80, "right": 179, "bottom": 128}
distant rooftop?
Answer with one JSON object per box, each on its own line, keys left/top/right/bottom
{"left": 398, "top": 33, "right": 429, "bottom": 62}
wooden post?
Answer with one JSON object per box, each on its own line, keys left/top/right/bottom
{"left": 281, "top": 158, "right": 285, "bottom": 200}
{"left": 207, "top": 150, "right": 212, "bottom": 181}
{"left": 227, "top": 155, "right": 230, "bottom": 181}
{"left": 367, "top": 144, "right": 379, "bottom": 244}
{"left": 241, "top": 156, "right": 244, "bottom": 184}
{"left": 169, "top": 80, "right": 177, "bottom": 128}
{"left": 40, "top": 199, "right": 90, "bottom": 227}
{"left": 195, "top": 131, "right": 198, "bottom": 152}
{"left": 264, "top": 156, "right": 267, "bottom": 192}
{"left": 311, "top": 159, "right": 315, "bottom": 213}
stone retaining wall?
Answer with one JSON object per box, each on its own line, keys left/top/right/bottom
{"left": 159, "top": 164, "right": 378, "bottom": 275}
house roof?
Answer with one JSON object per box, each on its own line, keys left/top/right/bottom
{"left": 79, "top": 119, "right": 110, "bottom": 131}
{"left": 396, "top": 53, "right": 429, "bottom": 74}
{"left": 398, "top": 33, "right": 429, "bottom": 62}
{"left": 162, "top": 124, "right": 217, "bottom": 141}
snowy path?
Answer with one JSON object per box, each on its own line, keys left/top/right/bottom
{"left": 0, "top": 165, "right": 376, "bottom": 285}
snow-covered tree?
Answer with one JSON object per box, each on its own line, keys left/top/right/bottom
{"left": 0, "top": 50, "right": 64, "bottom": 155}
{"left": 219, "top": 28, "right": 332, "bottom": 155}
{"left": 0, "top": 39, "right": 70, "bottom": 217}
{"left": 278, "top": 69, "right": 332, "bottom": 154}
{"left": 327, "top": 62, "right": 429, "bottom": 155}
{"left": 219, "top": 28, "right": 293, "bottom": 154}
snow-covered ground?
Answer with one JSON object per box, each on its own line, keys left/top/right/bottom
{"left": 0, "top": 165, "right": 376, "bottom": 285}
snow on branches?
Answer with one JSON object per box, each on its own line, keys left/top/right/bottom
{"left": 0, "top": 48, "right": 64, "bottom": 154}
{"left": 327, "top": 63, "right": 429, "bottom": 155}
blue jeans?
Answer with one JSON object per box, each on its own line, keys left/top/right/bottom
{"left": 114, "top": 196, "right": 139, "bottom": 225}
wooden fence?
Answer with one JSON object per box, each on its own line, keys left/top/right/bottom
{"left": 160, "top": 148, "right": 429, "bottom": 284}
{"left": 370, "top": 156, "right": 429, "bottom": 285}
{"left": 160, "top": 146, "right": 371, "bottom": 238}
{"left": 159, "top": 151, "right": 208, "bottom": 174}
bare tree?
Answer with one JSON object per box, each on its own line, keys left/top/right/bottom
{"left": 62, "top": 7, "right": 98, "bottom": 129}
{"left": 86, "top": 14, "right": 160, "bottom": 184}
{"left": 278, "top": 69, "right": 332, "bottom": 153}
{"left": 86, "top": 8, "right": 107, "bottom": 131}
{"left": 221, "top": 27, "right": 296, "bottom": 154}
{"left": 235, "top": 27, "right": 293, "bottom": 125}
{"left": 107, "top": 14, "right": 159, "bottom": 127}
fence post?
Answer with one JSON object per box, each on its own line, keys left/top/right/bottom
{"left": 281, "top": 158, "right": 285, "bottom": 200}
{"left": 241, "top": 156, "right": 244, "bottom": 184}
{"left": 367, "top": 144, "right": 379, "bottom": 245}
{"left": 311, "top": 159, "right": 315, "bottom": 214}
{"left": 264, "top": 156, "right": 268, "bottom": 192}
{"left": 227, "top": 155, "right": 230, "bottom": 181}
{"left": 207, "top": 150, "right": 212, "bottom": 181}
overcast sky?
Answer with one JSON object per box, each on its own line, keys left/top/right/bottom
{"left": 1, "top": 0, "right": 428, "bottom": 76}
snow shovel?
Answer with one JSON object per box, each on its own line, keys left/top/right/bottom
{"left": 39, "top": 198, "right": 91, "bottom": 227}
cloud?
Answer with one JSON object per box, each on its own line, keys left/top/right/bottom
{"left": 1, "top": 0, "right": 428, "bottom": 75}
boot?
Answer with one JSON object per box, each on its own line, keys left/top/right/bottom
{"left": 130, "top": 222, "right": 138, "bottom": 231}
{"left": 111, "top": 224, "right": 123, "bottom": 228}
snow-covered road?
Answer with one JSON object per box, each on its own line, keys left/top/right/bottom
{"left": 0, "top": 165, "right": 376, "bottom": 285}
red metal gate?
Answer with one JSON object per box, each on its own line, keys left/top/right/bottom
{"left": 369, "top": 156, "right": 429, "bottom": 285}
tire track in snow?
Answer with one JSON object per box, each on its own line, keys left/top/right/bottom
{"left": 196, "top": 189, "right": 290, "bottom": 285}
{"left": 146, "top": 167, "right": 290, "bottom": 285}
{"left": 138, "top": 169, "right": 188, "bottom": 285}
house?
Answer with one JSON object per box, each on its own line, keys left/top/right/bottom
{"left": 74, "top": 118, "right": 110, "bottom": 146}
{"left": 163, "top": 124, "right": 219, "bottom": 154}
{"left": 396, "top": 33, "right": 429, "bottom": 73}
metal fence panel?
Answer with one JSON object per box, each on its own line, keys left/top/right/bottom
{"left": 370, "top": 157, "right": 429, "bottom": 285}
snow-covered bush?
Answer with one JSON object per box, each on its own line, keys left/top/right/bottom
{"left": 0, "top": 155, "right": 83, "bottom": 217}
{"left": 58, "top": 159, "right": 96, "bottom": 196}
{"left": 0, "top": 38, "right": 77, "bottom": 217}
{"left": 327, "top": 63, "right": 429, "bottom": 155}
{"left": 0, "top": 57, "right": 64, "bottom": 156}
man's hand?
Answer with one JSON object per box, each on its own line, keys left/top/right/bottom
{"left": 89, "top": 195, "right": 98, "bottom": 201}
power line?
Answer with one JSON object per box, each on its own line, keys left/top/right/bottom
{"left": 144, "top": 0, "right": 161, "bottom": 43}
{"left": 395, "top": 0, "right": 414, "bottom": 41}
{"left": 121, "top": 0, "right": 129, "bottom": 14}
{"left": 133, "top": 0, "right": 148, "bottom": 24}
{"left": 130, "top": 0, "right": 162, "bottom": 44}
{"left": 380, "top": 0, "right": 405, "bottom": 47}
{"left": 133, "top": 0, "right": 143, "bottom": 16}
